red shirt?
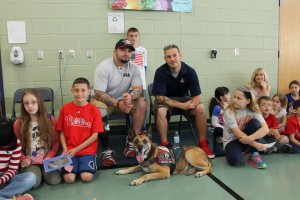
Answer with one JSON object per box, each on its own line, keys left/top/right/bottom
{"left": 284, "top": 114, "right": 300, "bottom": 141}
{"left": 57, "top": 102, "right": 103, "bottom": 156}
{"left": 264, "top": 114, "right": 278, "bottom": 129}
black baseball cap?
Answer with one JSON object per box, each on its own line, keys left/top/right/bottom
{"left": 115, "top": 39, "right": 135, "bottom": 51}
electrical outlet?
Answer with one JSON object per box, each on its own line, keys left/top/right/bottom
{"left": 58, "top": 50, "right": 64, "bottom": 59}
{"left": 86, "top": 49, "right": 92, "bottom": 58}
{"left": 234, "top": 48, "right": 239, "bottom": 56}
{"left": 69, "top": 49, "right": 75, "bottom": 59}
{"left": 37, "top": 50, "right": 43, "bottom": 60}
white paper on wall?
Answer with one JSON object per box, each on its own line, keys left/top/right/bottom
{"left": 108, "top": 13, "right": 124, "bottom": 34}
{"left": 7, "top": 21, "right": 27, "bottom": 44}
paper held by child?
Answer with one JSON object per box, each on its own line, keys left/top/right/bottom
{"left": 262, "top": 142, "right": 276, "bottom": 149}
{"left": 43, "top": 154, "right": 72, "bottom": 172}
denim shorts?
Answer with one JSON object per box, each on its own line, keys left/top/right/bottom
{"left": 61, "top": 154, "right": 97, "bottom": 175}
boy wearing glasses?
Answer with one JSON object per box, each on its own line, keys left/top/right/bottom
{"left": 257, "top": 96, "right": 292, "bottom": 154}
{"left": 152, "top": 44, "right": 215, "bottom": 158}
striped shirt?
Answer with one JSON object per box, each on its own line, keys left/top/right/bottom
{"left": 0, "top": 140, "right": 21, "bottom": 185}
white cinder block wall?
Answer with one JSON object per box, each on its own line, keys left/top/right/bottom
{"left": 0, "top": 0, "right": 279, "bottom": 119}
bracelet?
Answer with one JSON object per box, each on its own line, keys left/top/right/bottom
{"left": 117, "top": 100, "right": 121, "bottom": 108}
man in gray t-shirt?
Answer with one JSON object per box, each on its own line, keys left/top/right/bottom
{"left": 91, "top": 39, "right": 147, "bottom": 167}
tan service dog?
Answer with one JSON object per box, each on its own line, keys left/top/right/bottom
{"left": 115, "top": 128, "right": 213, "bottom": 186}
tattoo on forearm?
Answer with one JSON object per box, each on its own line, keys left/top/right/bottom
{"left": 164, "top": 97, "right": 177, "bottom": 104}
{"left": 157, "top": 96, "right": 177, "bottom": 104}
{"left": 130, "top": 89, "right": 142, "bottom": 100}
{"left": 98, "top": 92, "right": 115, "bottom": 106}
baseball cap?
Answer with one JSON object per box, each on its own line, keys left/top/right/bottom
{"left": 115, "top": 39, "right": 135, "bottom": 51}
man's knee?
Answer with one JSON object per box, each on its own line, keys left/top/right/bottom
{"left": 195, "top": 103, "right": 205, "bottom": 112}
{"left": 156, "top": 107, "right": 168, "bottom": 119}
{"left": 136, "top": 98, "right": 147, "bottom": 111}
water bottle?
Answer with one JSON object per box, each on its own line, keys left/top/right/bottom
{"left": 102, "top": 117, "right": 110, "bottom": 132}
{"left": 173, "top": 131, "right": 181, "bottom": 160}
{"left": 173, "top": 131, "right": 180, "bottom": 148}
{"left": 105, "top": 122, "right": 110, "bottom": 132}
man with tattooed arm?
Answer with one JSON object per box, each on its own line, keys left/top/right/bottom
{"left": 152, "top": 44, "right": 215, "bottom": 158}
{"left": 92, "top": 39, "right": 147, "bottom": 167}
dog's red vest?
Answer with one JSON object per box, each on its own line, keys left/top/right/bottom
{"left": 156, "top": 146, "right": 173, "bottom": 165}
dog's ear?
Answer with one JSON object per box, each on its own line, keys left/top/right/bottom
{"left": 127, "top": 127, "right": 136, "bottom": 140}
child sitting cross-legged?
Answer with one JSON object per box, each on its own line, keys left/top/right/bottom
{"left": 257, "top": 96, "right": 292, "bottom": 154}
{"left": 284, "top": 99, "right": 300, "bottom": 153}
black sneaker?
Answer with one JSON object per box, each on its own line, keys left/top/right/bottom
{"left": 277, "top": 143, "right": 292, "bottom": 153}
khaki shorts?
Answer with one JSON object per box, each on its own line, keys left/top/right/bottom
{"left": 91, "top": 97, "right": 145, "bottom": 117}
{"left": 153, "top": 96, "right": 195, "bottom": 122}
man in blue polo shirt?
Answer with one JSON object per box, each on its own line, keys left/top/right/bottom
{"left": 152, "top": 44, "right": 215, "bottom": 158}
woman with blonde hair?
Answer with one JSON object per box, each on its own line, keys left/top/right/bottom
{"left": 247, "top": 67, "right": 271, "bottom": 99}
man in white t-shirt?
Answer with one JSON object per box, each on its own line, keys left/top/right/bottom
{"left": 91, "top": 39, "right": 147, "bottom": 167}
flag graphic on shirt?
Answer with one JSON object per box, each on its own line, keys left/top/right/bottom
{"left": 131, "top": 53, "right": 144, "bottom": 67}
{"left": 31, "top": 152, "right": 44, "bottom": 164}
{"left": 64, "top": 164, "right": 73, "bottom": 172}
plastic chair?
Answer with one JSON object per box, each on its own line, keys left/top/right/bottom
{"left": 11, "top": 87, "right": 55, "bottom": 120}
{"left": 147, "top": 83, "right": 197, "bottom": 145}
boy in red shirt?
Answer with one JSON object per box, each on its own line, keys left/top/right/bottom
{"left": 257, "top": 96, "right": 292, "bottom": 154}
{"left": 57, "top": 77, "right": 104, "bottom": 183}
{"left": 285, "top": 99, "right": 300, "bottom": 153}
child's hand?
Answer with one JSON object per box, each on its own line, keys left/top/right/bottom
{"left": 239, "top": 135, "right": 251, "bottom": 144}
{"left": 21, "top": 158, "right": 31, "bottom": 168}
{"left": 66, "top": 148, "right": 78, "bottom": 158}
{"left": 62, "top": 149, "right": 69, "bottom": 155}
{"left": 254, "top": 142, "right": 266, "bottom": 152}
{"left": 44, "top": 156, "right": 50, "bottom": 160}
{"left": 268, "top": 128, "right": 274, "bottom": 136}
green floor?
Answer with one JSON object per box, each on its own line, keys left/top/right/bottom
{"left": 28, "top": 154, "right": 299, "bottom": 200}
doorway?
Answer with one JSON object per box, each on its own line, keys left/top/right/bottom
{"left": 278, "top": 0, "right": 300, "bottom": 94}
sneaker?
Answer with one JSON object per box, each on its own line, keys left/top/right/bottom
{"left": 100, "top": 148, "right": 116, "bottom": 167}
{"left": 13, "top": 194, "right": 34, "bottom": 200}
{"left": 277, "top": 143, "right": 292, "bottom": 153}
{"left": 124, "top": 137, "right": 135, "bottom": 158}
{"left": 200, "top": 139, "right": 215, "bottom": 159}
{"left": 248, "top": 152, "right": 267, "bottom": 169}
{"left": 264, "top": 146, "right": 277, "bottom": 155}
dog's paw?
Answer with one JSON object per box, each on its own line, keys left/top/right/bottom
{"left": 195, "top": 172, "right": 203, "bottom": 177}
{"left": 129, "top": 179, "right": 143, "bottom": 186}
{"left": 115, "top": 170, "right": 126, "bottom": 175}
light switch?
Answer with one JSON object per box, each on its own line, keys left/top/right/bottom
{"left": 37, "top": 50, "right": 43, "bottom": 59}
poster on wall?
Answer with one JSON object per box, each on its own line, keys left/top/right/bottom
{"left": 108, "top": 13, "right": 124, "bottom": 33}
{"left": 110, "top": 0, "right": 192, "bottom": 13}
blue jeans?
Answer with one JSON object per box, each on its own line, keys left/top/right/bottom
{"left": 0, "top": 172, "right": 36, "bottom": 199}
{"left": 290, "top": 141, "right": 300, "bottom": 153}
{"left": 224, "top": 118, "right": 261, "bottom": 166}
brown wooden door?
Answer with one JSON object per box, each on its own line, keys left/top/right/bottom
{"left": 279, "top": 0, "right": 300, "bottom": 94}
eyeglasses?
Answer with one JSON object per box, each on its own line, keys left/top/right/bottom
{"left": 23, "top": 100, "right": 38, "bottom": 106}
{"left": 260, "top": 103, "right": 272, "bottom": 107}
{"left": 163, "top": 44, "right": 179, "bottom": 51}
